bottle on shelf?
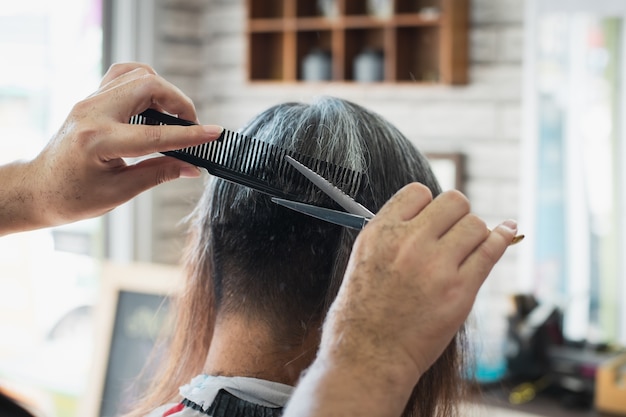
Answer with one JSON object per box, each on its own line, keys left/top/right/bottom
{"left": 317, "top": 0, "right": 339, "bottom": 18}
{"left": 353, "top": 48, "right": 384, "bottom": 82}
{"left": 367, "top": 0, "right": 393, "bottom": 19}
{"left": 302, "top": 48, "right": 332, "bottom": 81}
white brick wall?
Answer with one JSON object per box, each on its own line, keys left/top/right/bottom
{"left": 471, "top": 0, "right": 524, "bottom": 24}
{"left": 147, "top": 0, "right": 526, "bottom": 300}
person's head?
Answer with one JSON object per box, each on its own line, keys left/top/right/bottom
{"left": 192, "top": 96, "right": 442, "bottom": 337}
{"left": 133, "top": 96, "right": 468, "bottom": 417}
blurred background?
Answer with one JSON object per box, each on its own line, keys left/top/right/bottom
{"left": 0, "top": 0, "right": 624, "bottom": 416}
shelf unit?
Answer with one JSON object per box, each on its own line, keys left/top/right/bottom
{"left": 246, "top": 0, "right": 469, "bottom": 84}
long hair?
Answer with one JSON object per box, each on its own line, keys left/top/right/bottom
{"left": 126, "top": 96, "right": 469, "bottom": 417}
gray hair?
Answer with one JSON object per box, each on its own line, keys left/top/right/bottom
{"left": 189, "top": 96, "right": 441, "bottom": 331}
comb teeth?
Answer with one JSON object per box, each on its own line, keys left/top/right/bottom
{"left": 130, "top": 109, "right": 365, "bottom": 202}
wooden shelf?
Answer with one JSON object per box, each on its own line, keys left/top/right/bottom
{"left": 246, "top": 0, "right": 468, "bottom": 84}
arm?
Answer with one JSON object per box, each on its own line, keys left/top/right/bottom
{"left": 285, "top": 183, "right": 517, "bottom": 417}
{"left": 0, "top": 63, "right": 223, "bottom": 236}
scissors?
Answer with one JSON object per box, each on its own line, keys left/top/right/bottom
{"left": 272, "top": 155, "right": 525, "bottom": 244}
{"left": 271, "top": 155, "right": 374, "bottom": 230}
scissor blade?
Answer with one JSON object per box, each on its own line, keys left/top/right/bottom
{"left": 285, "top": 155, "right": 375, "bottom": 219}
{"left": 271, "top": 198, "right": 368, "bottom": 230}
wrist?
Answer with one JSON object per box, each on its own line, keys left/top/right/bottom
{"left": 285, "top": 341, "right": 419, "bottom": 417}
{"left": 0, "top": 159, "right": 45, "bottom": 236}
{"left": 319, "top": 323, "right": 421, "bottom": 388}
{"left": 311, "top": 317, "right": 421, "bottom": 412}
{"left": 320, "top": 300, "right": 423, "bottom": 384}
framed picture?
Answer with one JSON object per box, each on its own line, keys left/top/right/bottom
{"left": 80, "top": 262, "right": 182, "bottom": 417}
{"left": 426, "top": 152, "right": 465, "bottom": 193}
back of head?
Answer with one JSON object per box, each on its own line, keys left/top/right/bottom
{"left": 132, "top": 96, "right": 465, "bottom": 417}
{"left": 192, "top": 96, "right": 441, "bottom": 336}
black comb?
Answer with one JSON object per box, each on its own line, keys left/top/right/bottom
{"left": 129, "top": 109, "right": 364, "bottom": 202}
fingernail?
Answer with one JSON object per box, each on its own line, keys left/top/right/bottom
{"left": 203, "top": 125, "right": 224, "bottom": 137}
{"left": 511, "top": 235, "right": 525, "bottom": 245}
{"left": 180, "top": 164, "right": 201, "bottom": 178}
{"left": 502, "top": 219, "right": 518, "bottom": 232}
{"left": 499, "top": 220, "right": 524, "bottom": 246}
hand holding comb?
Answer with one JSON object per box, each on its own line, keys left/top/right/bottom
{"left": 129, "top": 109, "right": 365, "bottom": 201}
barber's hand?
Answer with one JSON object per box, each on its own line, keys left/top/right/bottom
{"left": 23, "top": 62, "right": 222, "bottom": 229}
{"left": 325, "top": 183, "right": 516, "bottom": 379}
{"left": 286, "top": 183, "right": 517, "bottom": 417}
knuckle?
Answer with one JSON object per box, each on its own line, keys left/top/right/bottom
{"left": 448, "top": 189, "right": 469, "bottom": 204}
{"left": 138, "top": 72, "right": 161, "bottom": 89}
{"left": 155, "top": 166, "right": 175, "bottom": 185}
{"left": 108, "top": 62, "right": 129, "bottom": 76}
{"left": 67, "top": 106, "right": 100, "bottom": 143}
{"left": 144, "top": 125, "right": 163, "bottom": 152}
{"left": 130, "top": 62, "right": 156, "bottom": 75}
{"left": 141, "top": 71, "right": 159, "bottom": 83}
{"left": 110, "top": 62, "right": 154, "bottom": 76}
{"left": 76, "top": 125, "right": 99, "bottom": 146}
{"left": 405, "top": 182, "right": 432, "bottom": 199}
{"left": 466, "top": 213, "right": 487, "bottom": 232}
{"left": 477, "top": 242, "right": 501, "bottom": 266}
{"left": 129, "top": 72, "right": 161, "bottom": 96}
{"left": 384, "top": 182, "right": 432, "bottom": 213}
{"left": 109, "top": 62, "right": 128, "bottom": 72}
{"left": 443, "top": 189, "right": 470, "bottom": 211}
{"left": 70, "top": 99, "right": 91, "bottom": 118}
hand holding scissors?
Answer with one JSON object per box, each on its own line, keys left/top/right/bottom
{"left": 282, "top": 176, "right": 520, "bottom": 417}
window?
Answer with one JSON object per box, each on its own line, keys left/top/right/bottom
{"left": 0, "top": 1, "right": 104, "bottom": 416}
{"left": 522, "top": 0, "right": 626, "bottom": 344}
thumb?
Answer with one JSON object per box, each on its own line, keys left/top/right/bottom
{"left": 120, "top": 157, "right": 201, "bottom": 197}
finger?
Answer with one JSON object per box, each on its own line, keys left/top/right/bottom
{"left": 115, "top": 156, "right": 202, "bottom": 199}
{"left": 459, "top": 220, "right": 518, "bottom": 290}
{"left": 95, "top": 123, "right": 224, "bottom": 160}
{"left": 99, "top": 62, "right": 156, "bottom": 87}
{"left": 375, "top": 182, "right": 433, "bottom": 223}
{"left": 102, "top": 72, "right": 199, "bottom": 123}
{"left": 96, "top": 67, "right": 154, "bottom": 96}
{"left": 414, "top": 190, "right": 471, "bottom": 239}
{"left": 438, "top": 213, "right": 489, "bottom": 264}
{"left": 89, "top": 68, "right": 155, "bottom": 105}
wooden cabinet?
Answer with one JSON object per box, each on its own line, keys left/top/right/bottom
{"left": 246, "top": 0, "right": 469, "bottom": 84}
